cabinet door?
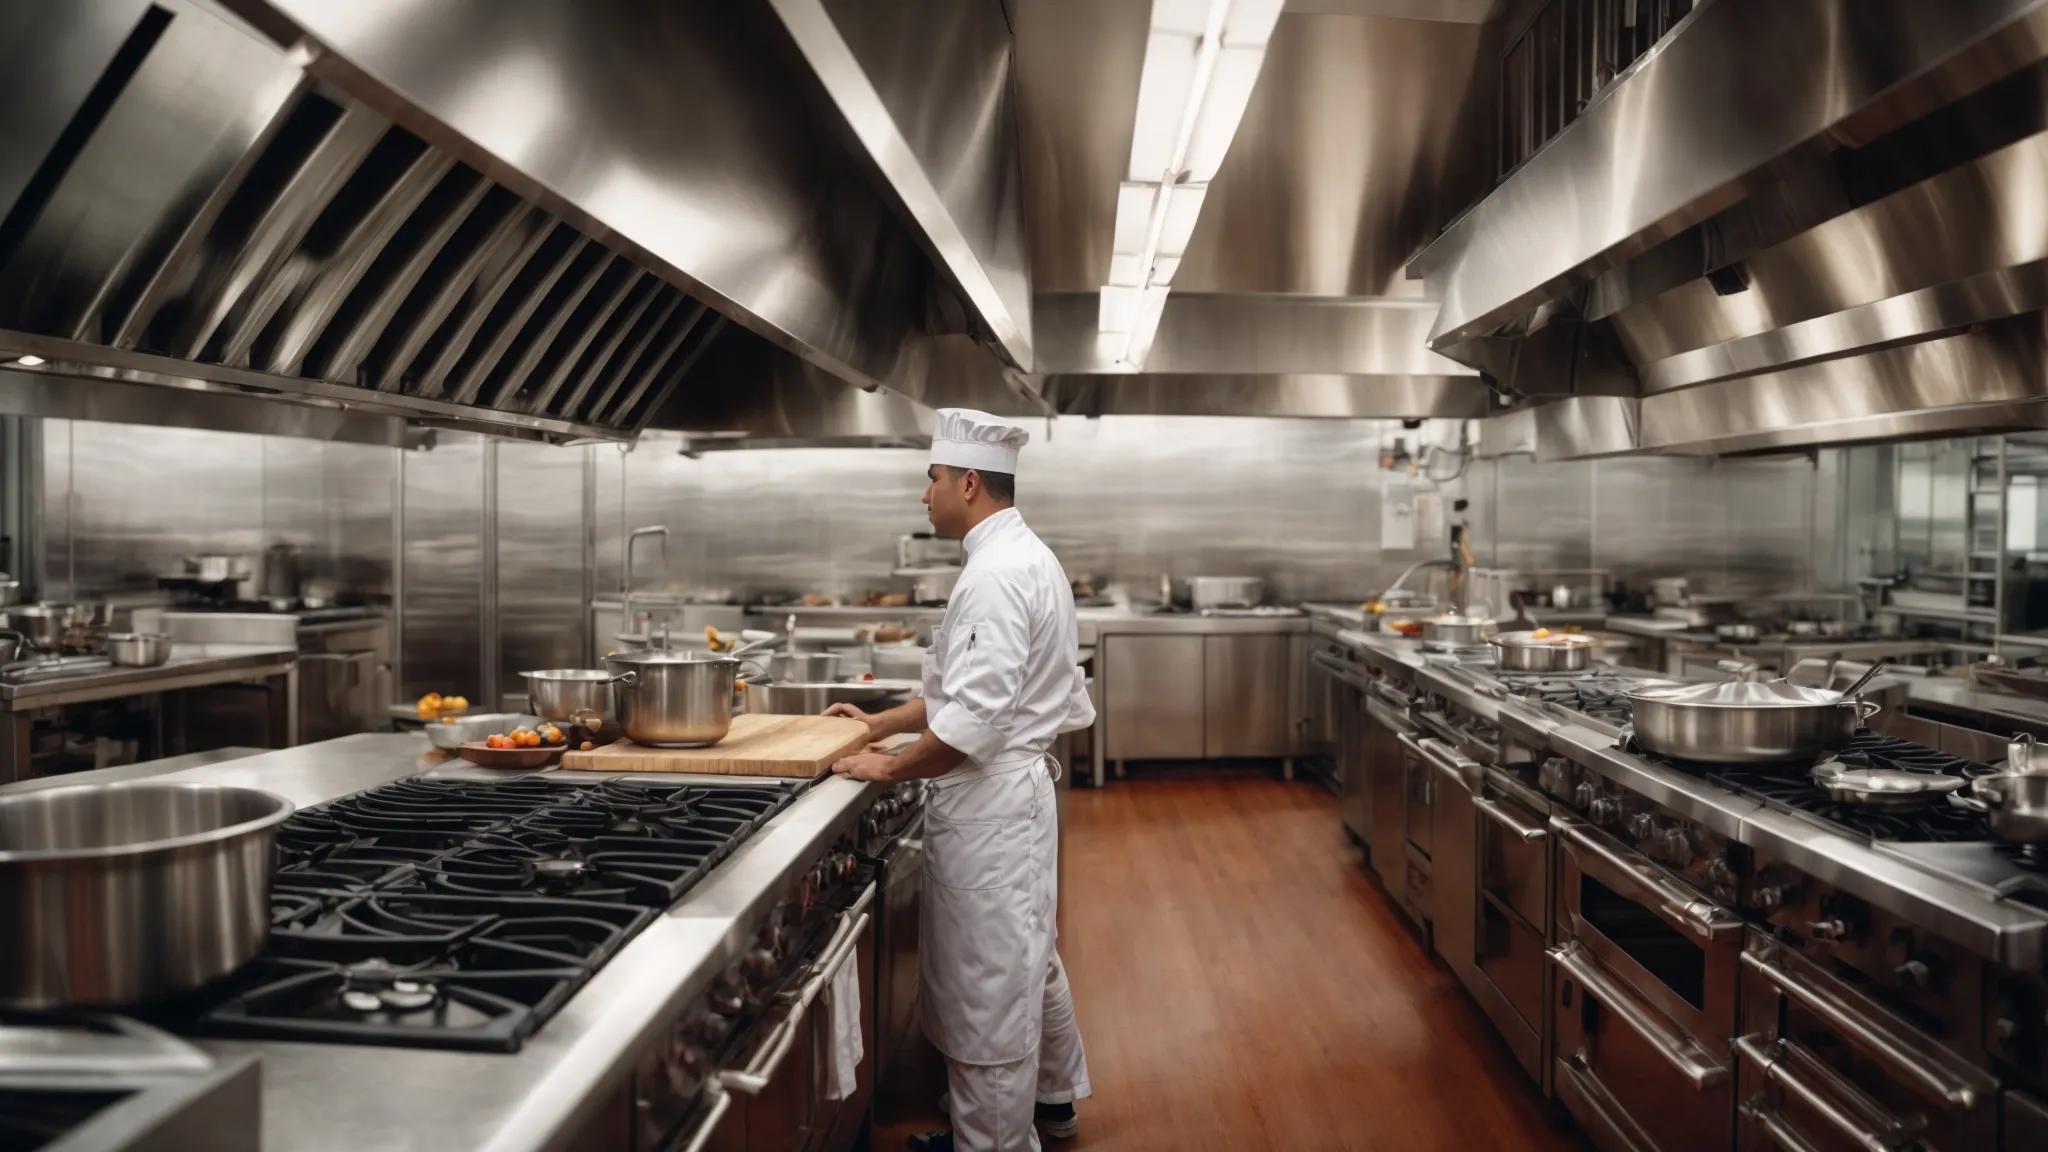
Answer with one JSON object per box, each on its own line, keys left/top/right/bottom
{"left": 1103, "top": 635, "right": 1205, "bottom": 760}
{"left": 1203, "top": 634, "right": 1295, "bottom": 757}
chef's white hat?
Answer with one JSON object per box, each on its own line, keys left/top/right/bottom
{"left": 929, "top": 407, "right": 1029, "bottom": 474}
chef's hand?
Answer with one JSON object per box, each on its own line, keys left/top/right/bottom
{"left": 823, "top": 702, "right": 884, "bottom": 741}
{"left": 831, "top": 751, "right": 896, "bottom": 782}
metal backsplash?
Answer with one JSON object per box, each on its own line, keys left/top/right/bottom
{"left": 39, "top": 419, "right": 393, "bottom": 602}
{"left": 591, "top": 418, "right": 1834, "bottom": 605}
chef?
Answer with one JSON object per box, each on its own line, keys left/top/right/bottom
{"left": 825, "top": 408, "right": 1093, "bottom": 1152}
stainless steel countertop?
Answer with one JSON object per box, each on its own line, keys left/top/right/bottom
{"left": 0, "top": 643, "right": 298, "bottom": 711}
{"left": 1906, "top": 676, "right": 2048, "bottom": 735}
{"left": 744, "top": 603, "right": 948, "bottom": 622}
{"left": 22, "top": 733, "right": 878, "bottom": 1152}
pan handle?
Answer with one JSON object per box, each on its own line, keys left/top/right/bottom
{"left": 1837, "top": 699, "right": 1882, "bottom": 722}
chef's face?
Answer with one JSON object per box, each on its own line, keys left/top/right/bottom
{"left": 924, "top": 465, "right": 970, "bottom": 537}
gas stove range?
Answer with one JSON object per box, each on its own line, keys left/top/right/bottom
{"left": 141, "top": 777, "right": 802, "bottom": 1053}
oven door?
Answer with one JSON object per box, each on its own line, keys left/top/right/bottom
{"left": 1736, "top": 932, "right": 1997, "bottom": 1152}
{"left": 876, "top": 816, "right": 924, "bottom": 1081}
{"left": 1394, "top": 730, "right": 1435, "bottom": 928}
{"left": 1551, "top": 814, "right": 1741, "bottom": 1152}
{"left": 1364, "top": 688, "right": 1415, "bottom": 887}
{"left": 1470, "top": 769, "right": 1551, "bottom": 1085}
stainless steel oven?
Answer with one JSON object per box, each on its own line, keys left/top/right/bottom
{"left": 1420, "top": 735, "right": 1479, "bottom": 991}
{"left": 1550, "top": 813, "right": 1742, "bottom": 1152}
{"left": 1364, "top": 684, "right": 1415, "bottom": 888}
{"left": 1736, "top": 931, "right": 1997, "bottom": 1152}
{"left": 874, "top": 813, "right": 924, "bottom": 1080}
{"left": 1470, "top": 767, "right": 1552, "bottom": 1086}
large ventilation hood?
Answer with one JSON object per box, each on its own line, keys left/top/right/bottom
{"left": 0, "top": 0, "right": 1045, "bottom": 445}
{"left": 1420, "top": 0, "right": 2048, "bottom": 459}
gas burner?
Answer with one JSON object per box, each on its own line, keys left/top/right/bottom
{"left": 1699, "top": 734, "right": 1997, "bottom": 843}
{"left": 157, "top": 777, "right": 800, "bottom": 1052}
{"left": 1495, "top": 672, "right": 1644, "bottom": 727}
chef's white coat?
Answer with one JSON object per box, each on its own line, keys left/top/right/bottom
{"left": 919, "top": 507, "right": 1092, "bottom": 1065}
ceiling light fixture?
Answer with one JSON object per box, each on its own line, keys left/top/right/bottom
{"left": 11, "top": 355, "right": 45, "bottom": 367}
{"left": 1098, "top": 0, "right": 1281, "bottom": 370}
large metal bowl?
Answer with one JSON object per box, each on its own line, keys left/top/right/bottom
{"left": 523, "top": 668, "right": 616, "bottom": 723}
{"left": 0, "top": 781, "right": 293, "bottom": 1006}
{"left": 605, "top": 651, "right": 740, "bottom": 747}
{"left": 106, "top": 632, "right": 173, "bottom": 667}
{"left": 6, "top": 604, "right": 77, "bottom": 652}
{"left": 760, "top": 651, "right": 842, "bottom": 682}
{"left": 1421, "top": 615, "right": 1493, "bottom": 645}
{"left": 742, "top": 680, "right": 910, "bottom": 715}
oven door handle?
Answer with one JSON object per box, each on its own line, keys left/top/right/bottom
{"left": 667, "top": 1083, "right": 734, "bottom": 1152}
{"left": 1311, "top": 651, "right": 1376, "bottom": 695}
{"left": 1363, "top": 695, "right": 1416, "bottom": 736}
{"left": 1734, "top": 1034, "right": 1916, "bottom": 1152}
{"left": 1737, "top": 1100, "right": 1823, "bottom": 1152}
{"left": 1551, "top": 816, "right": 1744, "bottom": 944}
{"left": 1739, "top": 949, "right": 1984, "bottom": 1111}
{"left": 1395, "top": 731, "right": 1463, "bottom": 777}
{"left": 720, "top": 881, "right": 877, "bottom": 1095}
{"left": 1474, "top": 796, "right": 1547, "bottom": 842}
{"left": 1551, "top": 944, "right": 1729, "bottom": 1090}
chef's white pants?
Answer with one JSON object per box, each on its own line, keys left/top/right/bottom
{"left": 944, "top": 948, "right": 1091, "bottom": 1152}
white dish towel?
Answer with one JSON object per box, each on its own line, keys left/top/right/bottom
{"left": 823, "top": 952, "right": 862, "bottom": 1100}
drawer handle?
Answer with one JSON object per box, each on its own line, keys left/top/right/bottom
{"left": 1551, "top": 943, "right": 1728, "bottom": 1091}
{"left": 1740, "top": 948, "right": 1983, "bottom": 1111}
{"left": 1474, "top": 797, "right": 1546, "bottom": 841}
{"left": 721, "top": 882, "right": 875, "bottom": 1095}
{"left": 1734, "top": 1034, "right": 1915, "bottom": 1152}
{"left": 1738, "top": 1099, "right": 1823, "bottom": 1152}
{"left": 668, "top": 1083, "right": 733, "bottom": 1152}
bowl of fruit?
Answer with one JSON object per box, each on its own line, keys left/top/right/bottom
{"left": 458, "top": 722, "right": 569, "bottom": 768}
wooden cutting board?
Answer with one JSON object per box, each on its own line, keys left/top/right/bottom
{"left": 556, "top": 714, "right": 870, "bottom": 777}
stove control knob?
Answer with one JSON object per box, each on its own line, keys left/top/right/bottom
{"left": 1625, "top": 813, "right": 1655, "bottom": 841}
{"left": 1751, "top": 885, "right": 1787, "bottom": 910}
{"left": 1995, "top": 1017, "right": 2020, "bottom": 1042}
{"left": 742, "top": 947, "right": 779, "bottom": 980}
{"left": 1659, "top": 826, "right": 1694, "bottom": 866}
{"left": 707, "top": 979, "right": 745, "bottom": 1017}
{"left": 1573, "top": 782, "right": 1596, "bottom": 811}
{"left": 1704, "top": 858, "right": 1736, "bottom": 887}
{"left": 1808, "top": 919, "right": 1852, "bottom": 942}
{"left": 1588, "top": 796, "right": 1622, "bottom": 826}
{"left": 1893, "top": 959, "right": 1934, "bottom": 991}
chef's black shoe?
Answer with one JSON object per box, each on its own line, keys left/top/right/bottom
{"left": 1036, "top": 1101, "right": 1078, "bottom": 1139}
{"left": 906, "top": 1130, "right": 954, "bottom": 1152}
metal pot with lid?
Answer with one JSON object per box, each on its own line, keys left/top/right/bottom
{"left": 1627, "top": 664, "right": 1886, "bottom": 764}
{"left": 604, "top": 650, "right": 742, "bottom": 747}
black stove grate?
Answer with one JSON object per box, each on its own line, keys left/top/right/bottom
{"left": 1695, "top": 733, "right": 1997, "bottom": 843}
{"left": 1495, "top": 673, "right": 1640, "bottom": 727}
{"left": 163, "top": 777, "right": 797, "bottom": 1053}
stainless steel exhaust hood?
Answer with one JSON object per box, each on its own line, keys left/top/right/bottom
{"left": 0, "top": 0, "right": 1043, "bottom": 445}
{"left": 1424, "top": 0, "right": 2048, "bottom": 459}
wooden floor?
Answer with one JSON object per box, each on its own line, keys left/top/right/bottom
{"left": 873, "top": 768, "right": 1588, "bottom": 1151}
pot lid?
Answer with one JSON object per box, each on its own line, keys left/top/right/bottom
{"left": 1631, "top": 679, "right": 1841, "bottom": 706}
{"left": 1813, "top": 765, "right": 1966, "bottom": 797}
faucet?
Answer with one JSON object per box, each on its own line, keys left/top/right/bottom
{"left": 1379, "top": 558, "right": 1471, "bottom": 615}
{"left": 624, "top": 525, "right": 670, "bottom": 648}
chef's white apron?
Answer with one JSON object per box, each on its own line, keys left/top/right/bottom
{"left": 920, "top": 754, "right": 1057, "bottom": 1064}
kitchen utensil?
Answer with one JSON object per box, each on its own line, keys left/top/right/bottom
{"left": 104, "top": 632, "right": 172, "bottom": 668}
{"left": 742, "top": 680, "right": 909, "bottom": 715}
{"left": 762, "top": 651, "right": 841, "bottom": 683}
{"left": 1810, "top": 761, "right": 1966, "bottom": 810}
{"left": 425, "top": 712, "right": 547, "bottom": 751}
{"left": 2010, "top": 732, "right": 2039, "bottom": 774}
{"left": 1626, "top": 679, "right": 1883, "bottom": 763}
{"left": 605, "top": 650, "right": 742, "bottom": 747}
{"left": 1421, "top": 615, "right": 1493, "bottom": 645}
{"left": 456, "top": 741, "right": 559, "bottom": 769}
{"left": 1952, "top": 773, "right": 2048, "bottom": 842}
{"left": 893, "top": 567, "right": 961, "bottom": 605}
{"left": 259, "top": 543, "right": 298, "bottom": 600}
{"left": 1187, "top": 576, "right": 1266, "bottom": 611}
{"left": 523, "top": 669, "right": 617, "bottom": 727}
{"left": 183, "top": 554, "right": 237, "bottom": 583}
{"left": 1490, "top": 630, "right": 1596, "bottom": 672}
{"left": 870, "top": 643, "right": 926, "bottom": 680}
{"left": 559, "top": 713, "right": 869, "bottom": 776}
{"left": 0, "top": 781, "right": 294, "bottom": 1007}
{"left": 5, "top": 604, "right": 76, "bottom": 652}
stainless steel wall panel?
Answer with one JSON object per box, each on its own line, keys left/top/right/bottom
{"left": 495, "top": 440, "right": 587, "bottom": 691}
{"left": 1033, "top": 293, "right": 1479, "bottom": 378}
{"left": 398, "top": 432, "right": 481, "bottom": 702}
